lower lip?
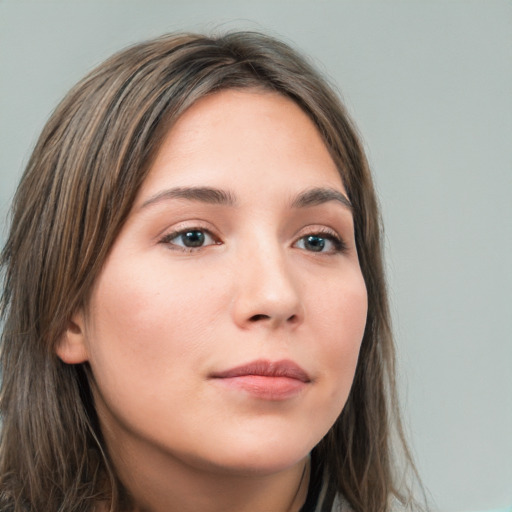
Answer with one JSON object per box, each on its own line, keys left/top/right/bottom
{"left": 213, "top": 375, "right": 307, "bottom": 400}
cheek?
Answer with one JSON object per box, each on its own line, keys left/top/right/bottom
{"left": 83, "top": 256, "right": 227, "bottom": 392}
{"left": 311, "top": 266, "right": 367, "bottom": 344}
{"left": 81, "top": 257, "right": 232, "bottom": 445}
{"left": 309, "top": 270, "right": 368, "bottom": 402}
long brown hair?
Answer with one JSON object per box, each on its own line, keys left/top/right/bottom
{"left": 1, "top": 32, "right": 422, "bottom": 511}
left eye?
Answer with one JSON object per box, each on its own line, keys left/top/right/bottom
{"left": 162, "top": 229, "right": 217, "bottom": 250}
{"left": 295, "top": 233, "right": 344, "bottom": 253}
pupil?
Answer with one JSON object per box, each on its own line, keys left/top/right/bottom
{"left": 182, "top": 231, "right": 205, "bottom": 247}
{"left": 305, "top": 235, "right": 325, "bottom": 252}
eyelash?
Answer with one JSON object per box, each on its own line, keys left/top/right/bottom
{"left": 159, "top": 227, "right": 347, "bottom": 254}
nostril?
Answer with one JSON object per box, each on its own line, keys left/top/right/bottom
{"left": 249, "top": 314, "right": 271, "bottom": 322}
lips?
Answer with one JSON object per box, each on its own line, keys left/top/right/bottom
{"left": 210, "top": 359, "right": 311, "bottom": 400}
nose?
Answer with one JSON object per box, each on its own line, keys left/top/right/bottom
{"left": 231, "top": 244, "right": 304, "bottom": 330}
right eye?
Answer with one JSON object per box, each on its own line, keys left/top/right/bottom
{"left": 160, "top": 228, "right": 219, "bottom": 252}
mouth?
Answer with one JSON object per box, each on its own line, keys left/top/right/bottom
{"left": 209, "top": 359, "right": 311, "bottom": 400}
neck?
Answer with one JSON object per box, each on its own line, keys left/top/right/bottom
{"left": 116, "top": 451, "right": 310, "bottom": 512}
{"left": 98, "top": 425, "right": 311, "bottom": 512}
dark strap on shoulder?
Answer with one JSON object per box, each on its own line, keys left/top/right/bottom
{"left": 299, "top": 450, "right": 337, "bottom": 512}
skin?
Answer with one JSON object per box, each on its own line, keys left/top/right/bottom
{"left": 58, "top": 89, "right": 368, "bottom": 512}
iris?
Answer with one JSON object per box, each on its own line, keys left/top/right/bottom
{"left": 304, "top": 235, "right": 325, "bottom": 252}
{"left": 181, "top": 230, "right": 205, "bottom": 247}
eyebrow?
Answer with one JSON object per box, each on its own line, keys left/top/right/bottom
{"left": 141, "top": 186, "right": 237, "bottom": 209}
{"left": 291, "top": 187, "right": 352, "bottom": 211}
{"left": 140, "top": 185, "right": 351, "bottom": 211}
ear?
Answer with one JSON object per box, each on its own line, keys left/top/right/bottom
{"left": 55, "top": 311, "right": 89, "bottom": 364}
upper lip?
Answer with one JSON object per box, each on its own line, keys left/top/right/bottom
{"left": 210, "top": 359, "right": 311, "bottom": 382}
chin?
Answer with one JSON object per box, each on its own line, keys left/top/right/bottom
{"left": 184, "top": 431, "right": 317, "bottom": 476}
{"left": 205, "top": 453, "right": 310, "bottom": 477}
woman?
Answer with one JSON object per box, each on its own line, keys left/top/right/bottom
{"left": 0, "top": 32, "right": 422, "bottom": 512}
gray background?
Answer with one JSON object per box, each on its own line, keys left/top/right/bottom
{"left": 0, "top": 1, "right": 510, "bottom": 511}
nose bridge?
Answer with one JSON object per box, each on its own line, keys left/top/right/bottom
{"left": 232, "top": 232, "right": 303, "bottom": 328}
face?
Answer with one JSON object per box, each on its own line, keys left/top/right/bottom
{"left": 59, "top": 89, "right": 367, "bottom": 476}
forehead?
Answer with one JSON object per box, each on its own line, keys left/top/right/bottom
{"left": 137, "top": 89, "right": 345, "bottom": 204}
